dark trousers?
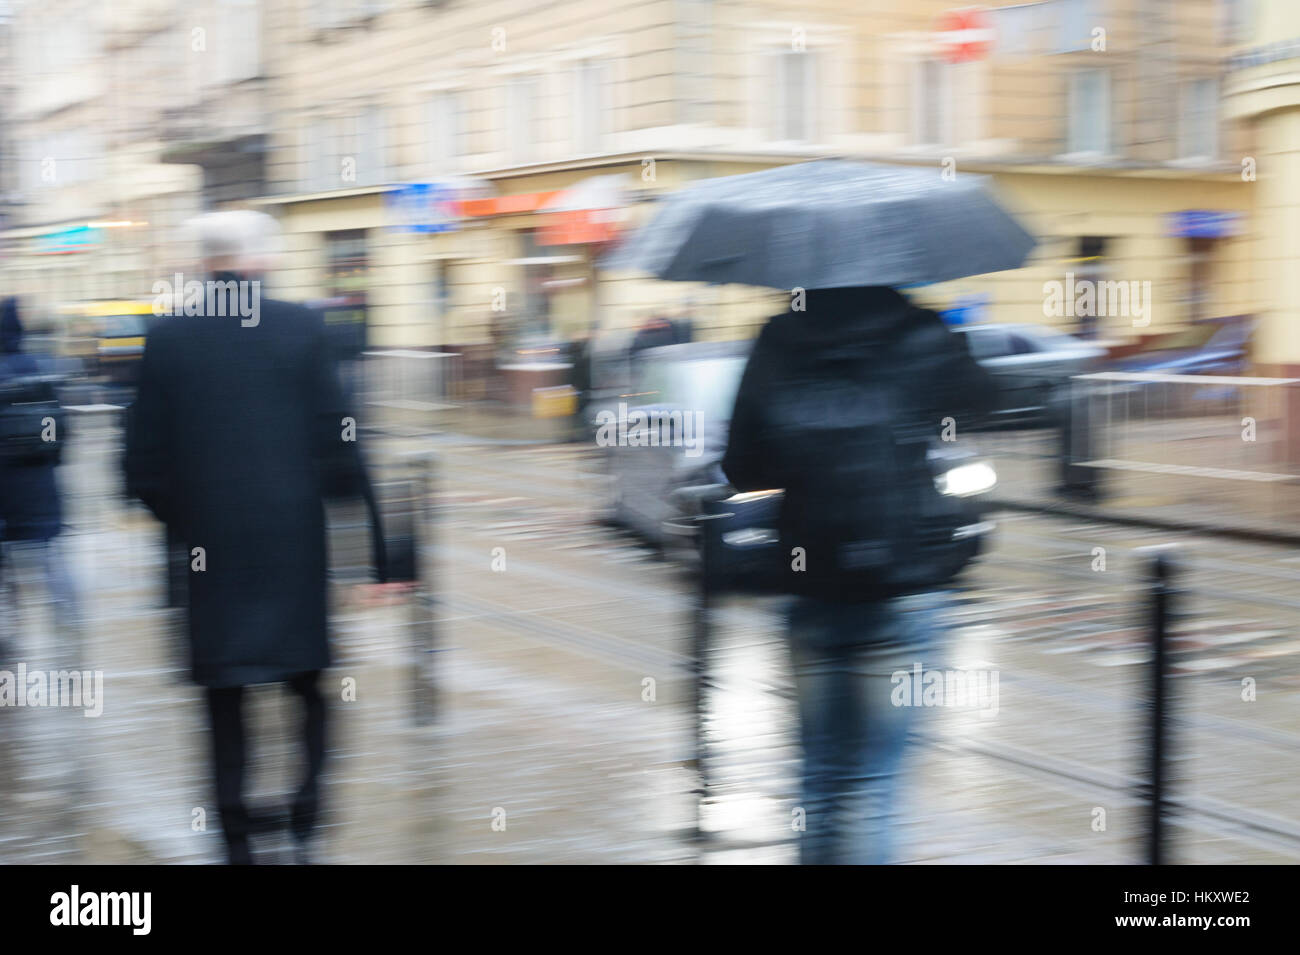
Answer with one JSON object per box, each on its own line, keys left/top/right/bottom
{"left": 204, "top": 670, "right": 326, "bottom": 863}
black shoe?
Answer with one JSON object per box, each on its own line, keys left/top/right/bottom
{"left": 225, "top": 836, "right": 253, "bottom": 865}
{"left": 290, "top": 835, "right": 315, "bottom": 866}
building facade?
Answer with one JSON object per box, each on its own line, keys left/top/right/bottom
{"left": 0, "top": 0, "right": 1265, "bottom": 367}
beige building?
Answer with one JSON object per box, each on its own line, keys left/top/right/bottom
{"left": 0, "top": 0, "right": 1265, "bottom": 367}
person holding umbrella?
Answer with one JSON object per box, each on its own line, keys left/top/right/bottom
{"left": 605, "top": 160, "right": 1033, "bottom": 863}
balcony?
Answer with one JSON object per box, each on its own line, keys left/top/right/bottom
{"left": 159, "top": 81, "right": 269, "bottom": 204}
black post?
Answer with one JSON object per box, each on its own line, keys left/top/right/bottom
{"left": 1148, "top": 549, "right": 1175, "bottom": 865}
{"left": 410, "top": 452, "right": 438, "bottom": 726}
{"left": 1058, "top": 379, "right": 1101, "bottom": 501}
{"left": 690, "top": 517, "right": 713, "bottom": 843}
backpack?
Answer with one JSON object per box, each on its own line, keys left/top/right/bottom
{"left": 0, "top": 374, "right": 65, "bottom": 465}
{"left": 764, "top": 322, "right": 982, "bottom": 601}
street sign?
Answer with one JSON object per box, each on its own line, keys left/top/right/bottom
{"left": 386, "top": 182, "right": 460, "bottom": 234}
{"left": 936, "top": 7, "right": 994, "bottom": 64}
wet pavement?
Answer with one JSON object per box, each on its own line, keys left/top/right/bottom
{"left": 2, "top": 407, "right": 1298, "bottom": 863}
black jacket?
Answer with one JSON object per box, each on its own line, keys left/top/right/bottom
{"left": 722, "top": 287, "right": 995, "bottom": 596}
{"left": 125, "top": 286, "right": 380, "bottom": 688}
{"left": 0, "top": 298, "right": 62, "bottom": 543}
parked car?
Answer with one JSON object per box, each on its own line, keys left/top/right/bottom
{"left": 954, "top": 323, "right": 1106, "bottom": 427}
{"left": 1106, "top": 318, "right": 1254, "bottom": 411}
{"left": 600, "top": 340, "right": 747, "bottom": 548}
{"left": 91, "top": 302, "right": 156, "bottom": 386}
{"left": 1113, "top": 318, "right": 1252, "bottom": 377}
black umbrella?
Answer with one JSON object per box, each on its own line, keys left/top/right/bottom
{"left": 602, "top": 159, "right": 1036, "bottom": 289}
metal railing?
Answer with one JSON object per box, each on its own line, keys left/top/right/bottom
{"left": 978, "top": 372, "right": 1300, "bottom": 538}
{"left": 361, "top": 349, "right": 463, "bottom": 410}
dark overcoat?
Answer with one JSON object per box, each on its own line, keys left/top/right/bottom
{"left": 125, "top": 286, "right": 379, "bottom": 687}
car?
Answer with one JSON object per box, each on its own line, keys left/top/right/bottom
{"left": 599, "top": 340, "right": 748, "bottom": 549}
{"left": 1113, "top": 318, "right": 1251, "bottom": 377}
{"left": 600, "top": 339, "right": 995, "bottom": 590}
{"left": 953, "top": 322, "right": 1106, "bottom": 427}
{"left": 88, "top": 302, "right": 156, "bottom": 386}
{"left": 1104, "top": 318, "right": 1254, "bottom": 412}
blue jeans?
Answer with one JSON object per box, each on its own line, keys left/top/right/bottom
{"left": 787, "top": 590, "right": 947, "bottom": 864}
{"left": 0, "top": 537, "right": 82, "bottom": 660}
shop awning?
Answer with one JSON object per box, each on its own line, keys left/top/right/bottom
{"left": 537, "top": 174, "right": 629, "bottom": 246}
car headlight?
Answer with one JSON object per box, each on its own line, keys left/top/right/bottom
{"left": 936, "top": 461, "right": 997, "bottom": 497}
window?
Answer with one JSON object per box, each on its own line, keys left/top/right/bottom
{"left": 911, "top": 58, "right": 952, "bottom": 147}
{"left": 358, "top": 106, "right": 387, "bottom": 185}
{"left": 961, "top": 327, "right": 1011, "bottom": 360}
{"left": 1057, "top": 0, "right": 1103, "bottom": 53}
{"left": 507, "top": 74, "right": 539, "bottom": 165}
{"left": 216, "top": 0, "right": 260, "bottom": 83}
{"left": 324, "top": 230, "right": 369, "bottom": 351}
{"left": 771, "top": 49, "right": 817, "bottom": 142}
{"left": 1179, "top": 78, "right": 1219, "bottom": 161}
{"left": 307, "top": 118, "right": 332, "bottom": 191}
{"left": 1184, "top": 237, "right": 1217, "bottom": 323}
{"left": 1074, "top": 236, "right": 1108, "bottom": 339}
{"left": 1006, "top": 333, "right": 1038, "bottom": 355}
{"left": 1221, "top": 0, "right": 1254, "bottom": 44}
{"left": 572, "top": 60, "right": 608, "bottom": 154}
{"left": 676, "top": 0, "right": 713, "bottom": 124}
{"left": 427, "top": 90, "right": 462, "bottom": 171}
{"left": 1067, "top": 68, "right": 1110, "bottom": 155}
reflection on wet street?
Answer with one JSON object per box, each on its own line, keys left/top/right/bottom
{"left": 4, "top": 413, "right": 1297, "bottom": 863}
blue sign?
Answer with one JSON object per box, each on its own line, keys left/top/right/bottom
{"left": 940, "top": 293, "right": 990, "bottom": 326}
{"left": 34, "top": 225, "right": 100, "bottom": 254}
{"left": 386, "top": 182, "right": 460, "bottom": 234}
{"left": 1166, "top": 210, "right": 1241, "bottom": 239}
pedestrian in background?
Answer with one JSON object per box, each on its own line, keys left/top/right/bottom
{"left": 0, "top": 297, "right": 79, "bottom": 666}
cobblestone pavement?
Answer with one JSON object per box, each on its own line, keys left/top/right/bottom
{"left": 2, "top": 410, "right": 1297, "bottom": 863}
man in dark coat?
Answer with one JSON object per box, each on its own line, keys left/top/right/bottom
{"left": 125, "top": 211, "right": 385, "bottom": 864}
{"left": 722, "top": 286, "right": 994, "bottom": 864}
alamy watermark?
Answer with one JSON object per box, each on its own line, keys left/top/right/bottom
{"left": 594, "top": 403, "right": 705, "bottom": 458}
{"left": 891, "top": 662, "right": 999, "bottom": 717}
{"left": 151, "top": 273, "right": 261, "bottom": 327}
{"left": 0, "top": 664, "right": 104, "bottom": 717}
{"left": 1043, "top": 271, "right": 1151, "bottom": 327}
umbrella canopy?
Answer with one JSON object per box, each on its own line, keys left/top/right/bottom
{"left": 600, "top": 159, "right": 1035, "bottom": 289}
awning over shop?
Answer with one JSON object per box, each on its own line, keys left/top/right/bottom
{"left": 537, "top": 174, "right": 628, "bottom": 246}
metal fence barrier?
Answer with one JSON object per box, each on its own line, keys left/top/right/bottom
{"left": 361, "top": 349, "right": 462, "bottom": 410}
{"left": 979, "top": 372, "right": 1300, "bottom": 538}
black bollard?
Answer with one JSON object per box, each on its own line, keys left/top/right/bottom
{"left": 1147, "top": 549, "right": 1176, "bottom": 865}
{"left": 689, "top": 506, "right": 717, "bottom": 844}
{"left": 1057, "top": 380, "right": 1101, "bottom": 502}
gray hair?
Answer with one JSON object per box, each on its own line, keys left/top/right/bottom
{"left": 187, "top": 209, "right": 282, "bottom": 275}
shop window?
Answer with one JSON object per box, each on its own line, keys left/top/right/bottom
{"left": 324, "top": 229, "right": 369, "bottom": 356}
{"left": 1074, "top": 236, "right": 1108, "bottom": 339}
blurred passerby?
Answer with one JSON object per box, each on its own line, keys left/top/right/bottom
{"left": 722, "top": 286, "right": 993, "bottom": 864}
{"left": 125, "top": 211, "right": 387, "bottom": 865}
{"left": 0, "top": 297, "right": 79, "bottom": 665}
{"left": 567, "top": 327, "right": 594, "bottom": 443}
